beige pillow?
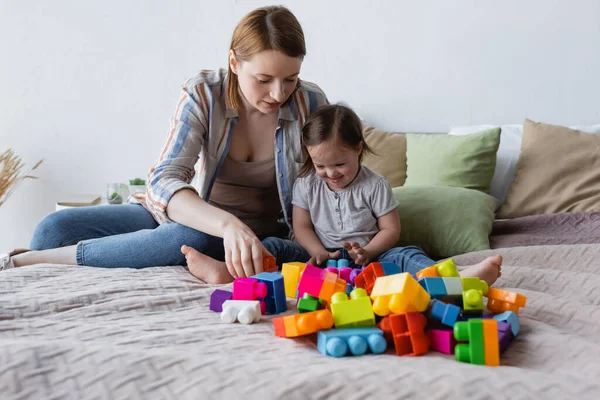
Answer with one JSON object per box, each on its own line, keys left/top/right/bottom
{"left": 362, "top": 127, "right": 407, "bottom": 187}
{"left": 498, "top": 119, "right": 600, "bottom": 218}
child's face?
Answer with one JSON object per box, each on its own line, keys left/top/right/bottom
{"left": 307, "top": 139, "right": 362, "bottom": 191}
{"left": 230, "top": 49, "right": 301, "bottom": 115}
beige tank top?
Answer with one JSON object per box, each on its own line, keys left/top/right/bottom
{"left": 208, "top": 154, "right": 281, "bottom": 236}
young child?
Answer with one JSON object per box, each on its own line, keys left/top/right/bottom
{"left": 290, "top": 104, "right": 502, "bottom": 286}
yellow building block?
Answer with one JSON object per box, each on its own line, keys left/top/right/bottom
{"left": 370, "top": 273, "right": 430, "bottom": 316}
{"left": 281, "top": 262, "right": 307, "bottom": 298}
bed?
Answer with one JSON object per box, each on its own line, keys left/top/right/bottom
{"left": 2, "top": 215, "right": 600, "bottom": 399}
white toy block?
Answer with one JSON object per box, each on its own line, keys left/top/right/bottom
{"left": 220, "top": 300, "right": 261, "bottom": 324}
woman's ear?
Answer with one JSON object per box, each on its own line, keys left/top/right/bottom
{"left": 358, "top": 141, "right": 364, "bottom": 155}
{"left": 229, "top": 49, "right": 239, "bottom": 74}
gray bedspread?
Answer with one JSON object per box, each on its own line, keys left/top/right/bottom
{"left": 1, "top": 244, "right": 600, "bottom": 399}
{"left": 491, "top": 211, "right": 600, "bottom": 248}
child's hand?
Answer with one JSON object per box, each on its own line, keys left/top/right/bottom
{"left": 308, "top": 250, "right": 341, "bottom": 266}
{"left": 342, "top": 242, "right": 372, "bottom": 266}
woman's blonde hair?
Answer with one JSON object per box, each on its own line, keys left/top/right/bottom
{"left": 226, "top": 6, "right": 306, "bottom": 110}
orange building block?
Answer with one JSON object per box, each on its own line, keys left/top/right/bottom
{"left": 263, "top": 255, "right": 277, "bottom": 273}
{"left": 273, "top": 309, "right": 334, "bottom": 337}
{"left": 416, "top": 265, "right": 440, "bottom": 280}
{"left": 378, "top": 312, "right": 429, "bottom": 356}
{"left": 486, "top": 288, "right": 527, "bottom": 314}
{"left": 354, "top": 262, "right": 385, "bottom": 295}
{"left": 482, "top": 319, "right": 500, "bottom": 366}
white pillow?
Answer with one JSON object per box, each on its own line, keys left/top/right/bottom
{"left": 449, "top": 123, "right": 600, "bottom": 211}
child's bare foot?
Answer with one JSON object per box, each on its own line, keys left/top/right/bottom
{"left": 459, "top": 255, "right": 503, "bottom": 287}
{"left": 181, "top": 245, "right": 234, "bottom": 284}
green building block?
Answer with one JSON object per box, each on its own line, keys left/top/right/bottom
{"left": 454, "top": 319, "right": 485, "bottom": 365}
{"left": 462, "top": 289, "right": 484, "bottom": 316}
{"left": 461, "top": 277, "right": 489, "bottom": 295}
{"left": 298, "top": 293, "right": 322, "bottom": 313}
{"left": 435, "top": 259, "right": 460, "bottom": 278}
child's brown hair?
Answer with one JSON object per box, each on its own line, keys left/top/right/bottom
{"left": 299, "top": 104, "right": 372, "bottom": 177}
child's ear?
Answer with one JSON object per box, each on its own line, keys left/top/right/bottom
{"left": 358, "top": 141, "right": 364, "bottom": 155}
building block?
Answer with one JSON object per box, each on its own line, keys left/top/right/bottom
{"left": 378, "top": 312, "right": 429, "bottom": 356}
{"left": 221, "top": 300, "right": 261, "bottom": 324}
{"left": 486, "top": 288, "right": 527, "bottom": 314}
{"left": 232, "top": 277, "right": 267, "bottom": 314}
{"left": 348, "top": 267, "right": 364, "bottom": 286}
{"left": 454, "top": 319, "right": 485, "bottom": 365}
{"left": 354, "top": 262, "right": 384, "bottom": 295}
{"left": 494, "top": 311, "right": 520, "bottom": 336}
{"left": 297, "top": 264, "right": 346, "bottom": 304}
{"left": 428, "top": 328, "right": 457, "bottom": 354}
{"left": 442, "top": 277, "right": 464, "bottom": 296}
{"left": 482, "top": 319, "right": 500, "bottom": 366}
{"left": 317, "top": 328, "right": 387, "bottom": 357}
{"left": 330, "top": 288, "right": 375, "bottom": 329}
{"left": 461, "top": 277, "right": 489, "bottom": 296}
{"left": 462, "top": 289, "right": 484, "bottom": 315}
{"left": 281, "top": 262, "right": 307, "bottom": 298}
{"left": 325, "top": 266, "right": 338, "bottom": 275}
{"left": 454, "top": 319, "right": 499, "bottom": 366}
{"left": 380, "top": 262, "right": 402, "bottom": 276}
{"left": 253, "top": 272, "right": 287, "bottom": 315}
{"left": 339, "top": 267, "right": 352, "bottom": 283}
{"left": 429, "top": 299, "right": 461, "bottom": 327}
{"left": 419, "top": 277, "right": 447, "bottom": 298}
{"left": 326, "top": 259, "right": 337, "bottom": 268}
{"left": 345, "top": 283, "right": 353, "bottom": 296}
{"left": 298, "top": 293, "right": 322, "bottom": 313}
{"left": 263, "top": 255, "right": 277, "bottom": 273}
{"left": 273, "top": 309, "right": 334, "bottom": 337}
{"left": 416, "top": 265, "right": 440, "bottom": 280}
{"left": 434, "top": 259, "right": 460, "bottom": 277}
{"left": 370, "top": 273, "right": 430, "bottom": 316}
{"left": 497, "top": 321, "right": 513, "bottom": 353}
{"left": 209, "top": 289, "right": 232, "bottom": 312}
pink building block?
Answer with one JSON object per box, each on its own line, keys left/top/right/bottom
{"left": 428, "top": 328, "right": 457, "bottom": 355}
{"left": 232, "top": 277, "right": 268, "bottom": 314}
{"left": 297, "top": 264, "right": 328, "bottom": 298}
{"left": 339, "top": 268, "right": 352, "bottom": 283}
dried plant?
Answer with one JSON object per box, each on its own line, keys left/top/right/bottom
{"left": 0, "top": 149, "right": 43, "bottom": 207}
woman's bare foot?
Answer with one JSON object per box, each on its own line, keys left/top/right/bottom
{"left": 181, "top": 245, "right": 234, "bottom": 284}
{"left": 459, "top": 255, "right": 503, "bottom": 287}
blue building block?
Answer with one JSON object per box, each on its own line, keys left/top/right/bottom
{"left": 380, "top": 262, "right": 402, "bottom": 276}
{"left": 252, "top": 272, "right": 287, "bottom": 314}
{"left": 419, "top": 277, "right": 448, "bottom": 298}
{"left": 430, "top": 299, "right": 461, "bottom": 327}
{"left": 338, "top": 259, "right": 350, "bottom": 268}
{"left": 494, "top": 311, "right": 520, "bottom": 336}
{"left": 326, "top": 259, "right": 338, "bottom": 268}
{"left": 317, "top": 328, "right": 387, "bottom": 357}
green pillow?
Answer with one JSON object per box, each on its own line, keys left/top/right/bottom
{"left": 393, "top": 186, "right": 497, "bottom": 260}
{"left": 404, "top": 128, "right": 501, "bottom": 194}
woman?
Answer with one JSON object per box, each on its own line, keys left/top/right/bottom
{"left": 2, "top": 6, "right": 325, "bottom": 282}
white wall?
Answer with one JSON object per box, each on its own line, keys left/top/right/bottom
{"left": 2, "top": 0, "right": 599, "bottom": 249}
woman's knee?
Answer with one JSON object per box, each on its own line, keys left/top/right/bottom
{"left": 157, "top": 223, "right": 225, "bottom": 261}
{"left": 30, "top": 210, "right": 82, "bottom": 250}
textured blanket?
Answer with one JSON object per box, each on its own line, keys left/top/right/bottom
{"left": 491, "top": 211, "right": 600, "bottom": 248}
{"left": 1, "top": 244, "right": 600, "bottom": 399}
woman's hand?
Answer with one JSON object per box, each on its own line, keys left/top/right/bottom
{"left": 307, "top": 249, "right": 341, "bottom": 267}
{"left": 222, "top": 217, "right": 272, "bottom": 278}
{"left": 342, "top": 242, "right": 372, "bottom": 266}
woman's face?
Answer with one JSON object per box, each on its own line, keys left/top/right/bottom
{"left": 230, "top": 49, "right": 302, "bottom": 114}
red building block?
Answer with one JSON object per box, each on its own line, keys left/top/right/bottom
{"left": 486, "top": 288, "right": 527, "bottom": 315}
{"left": 378, "top": 312, "right": 429, "bottom": 356}
{"left": 354, "top": 262, "right": 385, "bottom": 295}
{"left": 273, "top": 309, "right": 334, "bottom": 337}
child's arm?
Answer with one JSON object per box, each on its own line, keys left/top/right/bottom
{"left": 344, "top": 209, "right": 401, "bottom": 265}
{"left": 293, "top": 205, "right": 340, "bottom": 265}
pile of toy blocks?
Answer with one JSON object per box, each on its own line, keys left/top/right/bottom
{"left": 209, "top": 258, "right": 525, "bottom": 366}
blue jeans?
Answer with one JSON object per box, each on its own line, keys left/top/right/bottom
{"left": 261, "top": 238, "right": 436, "bottom": 278}
{"left": 30, "top": 204, "right": 291, "bottom": 268}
